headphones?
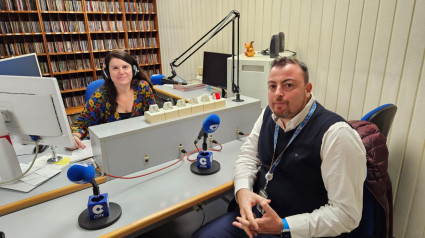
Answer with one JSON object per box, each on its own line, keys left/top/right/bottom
{"left": 102, "top": 54, "right": 139, "bottom": 80}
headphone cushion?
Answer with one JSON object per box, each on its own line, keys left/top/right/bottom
{"left": 133, "top": 64, "right": 139, "bottom": 76}
{"left": 103, "top": 68, "right": 109, "bottom": 80}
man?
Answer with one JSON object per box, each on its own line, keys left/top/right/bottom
{"left": 193, "top": 57, "right": 366, "bottom": 238}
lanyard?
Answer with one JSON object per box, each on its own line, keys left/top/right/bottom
{"left": 263, "top": 100, "right": 317, "bottom": 189}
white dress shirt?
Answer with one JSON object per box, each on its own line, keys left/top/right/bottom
{"left": 233, "top": 95, "right": 367, "bottom": 238}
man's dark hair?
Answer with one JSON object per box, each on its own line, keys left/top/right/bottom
{"left": 270, "top": 57, "right": 309, "bottom": 84}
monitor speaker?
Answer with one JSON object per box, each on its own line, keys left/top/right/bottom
{"left": 278, "top": 32, "right": 285, "bottom": 52}
{"left": 270, "top": 35, "right": 279, "bottom": 58}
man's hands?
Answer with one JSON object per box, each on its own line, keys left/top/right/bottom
{"left": 68, "top": 133, "right": 86, "bottom": 150}
{"left": 232, "top": 189, "right": 283, "bottom": 238}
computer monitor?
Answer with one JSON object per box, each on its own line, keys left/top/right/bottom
{"left": 0, "top": 75, "right": 74, "bottom": 182}
{"left": 202, "top": 51, "right": 232, "bottom": 92}
{"left": 0, "top": 53, "right": 42, "bottom": 77}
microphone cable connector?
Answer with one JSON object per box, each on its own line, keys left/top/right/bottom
{"left": 178, "top": 144, "right": 187, "bottom": 157}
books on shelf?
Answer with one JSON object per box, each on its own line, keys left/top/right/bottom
{"left": 1, "top": 0, "right": 37, "bottom": 11}
{"left": 59, "top": 75, "right": 93, "bottom": 91}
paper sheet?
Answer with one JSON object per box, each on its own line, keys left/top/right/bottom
{"left": 71, "top": 140, "right": 93, "bottom": 162}
{"left": 0, "top": 165, "right": 61, "bottom": 192}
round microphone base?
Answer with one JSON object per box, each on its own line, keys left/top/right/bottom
{"left": 78, "top": 202, "right": 122, "bottom": 230}
{"left": 190, "top": 160, "right": 220, "bottom": 175}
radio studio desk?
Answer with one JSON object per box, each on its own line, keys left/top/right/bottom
{"left": 0, "top": 95, "right": 261, "bottom": 238}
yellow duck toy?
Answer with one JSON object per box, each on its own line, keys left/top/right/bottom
{"left": 244, "top": 41, "right": 255, "bottom": 57}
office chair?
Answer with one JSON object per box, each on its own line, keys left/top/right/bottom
{"left": 361, "top": 104, "right": 397, "bottom": 137}
{"left": 350, "top": 104, "right": 397, "bottom": 238}
{"left": 85, "top": 79, "right": 105, "bottom": 103}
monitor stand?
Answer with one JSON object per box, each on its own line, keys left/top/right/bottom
{"left": 47, "top": 146, "right": 63, "bottom": 163}
{"left": 0, "top": 119, "right": 22, "bottom": 183}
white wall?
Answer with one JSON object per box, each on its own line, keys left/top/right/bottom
{"left": 156, "top": 0, "right": 425, "bottom": 237}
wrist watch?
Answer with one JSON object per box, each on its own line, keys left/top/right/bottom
{"left": 281, "top": 229, "right": 291, "bottom": 238}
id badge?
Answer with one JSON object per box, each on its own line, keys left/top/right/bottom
{"left": 256, "top": 188, "right": 268, "bottom": 215}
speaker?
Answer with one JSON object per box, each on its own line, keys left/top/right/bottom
{"left": 278, "top": 32, "right": 285, "bottom": 52}
{"left": 270, "top": 35, "right": 279, "bottom": 58}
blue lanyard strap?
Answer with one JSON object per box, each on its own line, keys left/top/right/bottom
{"left": 269, "top": 100, "right": 317, "bottom": 175}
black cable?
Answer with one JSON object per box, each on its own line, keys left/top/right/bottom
{"left": 17, "top": 153, "right": 33, "bottom": 156}
{"left": 199, "top": 205, "right": 206, "bottom": 228}
{"left": 260, "top": 48, "right": 270, "bottom": 55}
{"left": 286, "top": 50, "right": 297, "bottom": 56}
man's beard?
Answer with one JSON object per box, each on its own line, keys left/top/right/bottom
{"left": 272, "top": 100, "right": 295, "bottom": 119}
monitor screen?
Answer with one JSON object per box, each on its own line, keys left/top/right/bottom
{"left": 0, "top": 76, "right": 73, "bottom": 146}
{"left": 202, "top": 51, "right": 232, "bottom": 89}
{"left": 0, "top": 53, "right": 42, "bottom": 77}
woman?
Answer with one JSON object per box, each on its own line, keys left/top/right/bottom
{"left": 69, "top": 50, "right": 156, "bottom": 150}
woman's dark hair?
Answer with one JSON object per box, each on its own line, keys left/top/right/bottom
{"left": 103, "top": 50, "right": 155, "bottom": 114}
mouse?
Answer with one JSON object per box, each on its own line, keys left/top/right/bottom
{"left": 33, "top": 144, "right": 49, "bottom": 154}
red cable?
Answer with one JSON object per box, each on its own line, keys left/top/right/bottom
{"left": 209, "top": 141, "right": 222, "bottom": 151}
{"left": 104, "top": 153, "right": 187, "bottom": 179}
{"left": 187, "top": 149, "right": 198, "bottom": 162}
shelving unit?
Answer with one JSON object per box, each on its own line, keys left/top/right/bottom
{"left": 0, "top": 0, "right": 161, "bottom": 123}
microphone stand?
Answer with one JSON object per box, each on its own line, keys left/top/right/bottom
{"left": 91, "top": 180, "right": 100, "bottom": 196}
{"left": 77, "top": 178, "right": 122, "bottom": 230}
{"left": 168, "top": 10, "right": 243, "bottom": 102}
{"left": 190, "top": 133, "right": 221, "bottom": 175}
{"left": 202, "top": 133, "right": 208, "bottom": 152}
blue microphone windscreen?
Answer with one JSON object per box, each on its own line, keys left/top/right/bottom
{"left": 67, "top": 163, "right": 95, "bottom": 184}
{"left": 151, "top": 74, "right": 165, "bottom": 85}
{"left": 202, "top": 114, "right": 220, "bottom": 133}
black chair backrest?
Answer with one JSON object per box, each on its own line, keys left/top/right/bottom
{"left": 366, "top": 105, "right": 397, "bottom": 138}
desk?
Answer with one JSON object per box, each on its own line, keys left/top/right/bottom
{"left": 0, "top": 138, "right": 245, "bottom": 238}
{"left": 0, "top": 87, "right": 224, "bottom": 216}
{"left": 0, "top": 144, "right": 106, "bottom": 216}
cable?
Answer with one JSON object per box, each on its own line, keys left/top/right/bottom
{"left": 104, "top": 152, "right": 187, "bottom": 179}
{"left": 238, "top": 131, "right": 249, "bottom": 136}
{"left": 199, "top": 205, "right": 206, "bottom": 228}
{"left": 187, "top": 149, "right": 199, "bottom": 162}
{"left": 187, "top": 140, "right": 223, "bottom": 162}
{"left": 16, "top": 153, "right": 34, "bottom": 156}
{"left": 208, "top": 141, "right": 222, "bottom": 151}
{"left": 0, "top": 140, "right": 40, "bottom": 185}
{"left": 286, "top": 50, "right": 297, "bottom": 56}
{"left": 260, "top": 48, "right": 297, "bottom": 57}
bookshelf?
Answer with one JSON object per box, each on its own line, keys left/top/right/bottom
{"left": 0, "top": 0, "right": 162, "bottom": 123}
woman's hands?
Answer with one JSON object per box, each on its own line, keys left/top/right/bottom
{"left": 68, "top": 133, "right": 86, "bottom": 150}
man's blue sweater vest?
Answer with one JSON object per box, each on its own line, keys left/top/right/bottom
{"left": 254, "top": 102, "right": 346, "bottom": 218}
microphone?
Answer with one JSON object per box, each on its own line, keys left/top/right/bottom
{"left": 67, "top": 163, "right": 95, "bottom": 184}
{"left": 151, "top": 74, "right": 187, "bottom": 85}
{"left": 194, "top": 114, "right": 220, "bottom": 144}
{"left": 67, "top": 164, "right": 121, "bottom": 230}
{"left": 191, "top": 114, "right": 221, "bottom": 175}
